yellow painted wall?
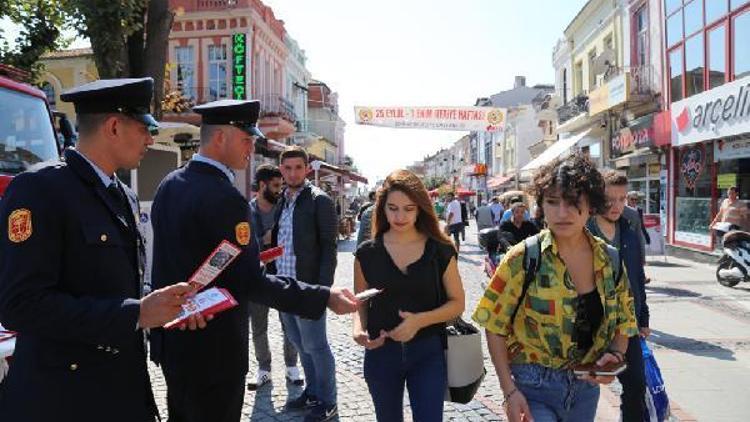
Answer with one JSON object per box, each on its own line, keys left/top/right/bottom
{"left": 39, "top": 54, "right": 98, "bottom": 118}
{"left": 570, "top": 18, "right": 622, "bottom": 96}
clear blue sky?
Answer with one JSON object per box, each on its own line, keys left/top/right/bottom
{"left": 262, "top": 0, "right": 587, "bottom": 184}
{"left": 2, "top": 1, "right": 587, "bottom": 184}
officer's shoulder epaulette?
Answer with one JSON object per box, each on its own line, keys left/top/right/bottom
{"left": 26, "top": 159, "right": 66, "bottom": 174}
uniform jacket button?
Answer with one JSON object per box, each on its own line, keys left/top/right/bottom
{"left": 69, "top": 363, "right": 78, "bottom": 371}
{"left": 100, "top": 234, "right": 108, "bottom": 242}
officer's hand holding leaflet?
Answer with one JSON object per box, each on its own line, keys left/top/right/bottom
{"left": 137, "top": 282, "right": 194, "bottom": 329}
{"left": 326, "top": 287, "right": 360, "bottom": 314}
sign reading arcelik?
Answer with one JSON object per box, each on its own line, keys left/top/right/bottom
{"left": 671, "top": 75, "right": 750, "bottom": 146}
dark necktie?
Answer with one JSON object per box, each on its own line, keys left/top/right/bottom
{"left": 107, "top": 180, "right": 131, "bottom": 228}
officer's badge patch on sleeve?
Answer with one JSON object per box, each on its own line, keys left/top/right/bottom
{"left": 8, "top": 208, "right": 32, "bottom": 243}
{"left": 235, "top": 222, "right": 251, "bottom": 246}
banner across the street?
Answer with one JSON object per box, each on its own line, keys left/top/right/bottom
{"left": 354, "top": 106, "right": 506, "bottom": 132}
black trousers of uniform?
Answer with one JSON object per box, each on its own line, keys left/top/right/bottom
{"left": 617, "top": 335, "right": 646, "bottom": 422}
{"left": 164, "top": 368, "right": 245, "bottom": 422}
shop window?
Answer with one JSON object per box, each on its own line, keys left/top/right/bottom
{"left": 708, "top": 25, "right": 727, "bottom": 88}
{"left": 716, "top": 156, "right": 750, "bottom": 231}
{"left": 732, "top": 0, "right": 750, "bottom": 10}
{"left": 707, "top": 0, "right": 729, "bottom": 24}
{"left": 667, "top": 10, "right": 683, "bottom": 47}
{"left": 685, "top": 33, "right": 705, "bottom": 97}
{"left": 684, "top": 0, "right": 704, "bottom": 36}
{"left": 734, "top": 10, "right": 750, "bottom": 79}
{"left": 669, "top": 48, "right": 684, "bottom": 102}
{"left": 676, "top": 144, "right": 713, "bottom": 246}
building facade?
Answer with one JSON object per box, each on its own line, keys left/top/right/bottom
{"left": 664, "top": 0, "right": 750, "bottom": 253}
{"left": 168, "top": 0, "right": 297, "bottom": 140}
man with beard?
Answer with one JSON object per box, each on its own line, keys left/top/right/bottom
{"left": 247, "top": 164, "right": 303, "bottom": 390}
{"left": 273, "top": 146, "right": 340, "bottom": 422}
{"left": 588, "top": 170, "right": 650, "bottom": 422}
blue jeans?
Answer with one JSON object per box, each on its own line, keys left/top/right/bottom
{"left": 280, "top": 311, "right": 337, "bottom": 406}
{"left": 364, "top": 335, "right": 447, "bottom": 422}
{"left": 510, "top": 364, "right": 600, "bottom": 422}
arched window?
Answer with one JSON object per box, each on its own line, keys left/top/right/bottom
{"left": 41, "top": 82, "right": 56, "bottom": 106}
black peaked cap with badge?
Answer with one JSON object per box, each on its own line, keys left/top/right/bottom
{"left": 60, "top": 77, "right": 159, "bottom": 131}
{"left": 193, "top": 99, "right": 266, "bottom": 139}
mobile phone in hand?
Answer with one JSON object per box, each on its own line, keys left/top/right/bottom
{"left": 355, "top": 288, "right": 383, "bottom": 301}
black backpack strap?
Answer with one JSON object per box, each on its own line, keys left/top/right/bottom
{"left": 510, "top": 234, "right": 541, "bottom": 326}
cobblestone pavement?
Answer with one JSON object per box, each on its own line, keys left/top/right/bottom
{"left": 148, "top": 222, "right": 625, "bottom": 421}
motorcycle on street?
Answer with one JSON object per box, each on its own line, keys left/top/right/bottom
{"left": 716, "top": 229, "right": 750, "bottom": 287}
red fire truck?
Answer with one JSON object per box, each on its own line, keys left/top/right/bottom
{"left": 0, "top": 64, "right": 73, "bottom": 380}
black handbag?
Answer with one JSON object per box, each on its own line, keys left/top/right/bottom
{"left": 433, "top": 255, "right": 486, "bottom": 404}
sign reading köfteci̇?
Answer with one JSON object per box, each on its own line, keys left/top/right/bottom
{"left": 354, "top": 106, "right": 506, "bottom": 132}
{"left": 671, "top": 74, "right": 750, "bottom": 146}
{"left": 232, "top": 33, "right": 247, "bottom": 100}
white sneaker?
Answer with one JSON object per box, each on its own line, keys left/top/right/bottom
{"left": 247, "top": 370, "right": 271, "bottom": 390}
{"left": 286, "top": 366, "right": 304, "bottom": 386}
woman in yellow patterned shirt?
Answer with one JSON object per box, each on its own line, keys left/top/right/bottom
{"left": 473, "top": 155, "right": 638, "bottom": 422}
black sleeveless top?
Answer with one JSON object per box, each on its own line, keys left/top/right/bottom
{"left": 355, "top": 236, "right": 457, "bottom": 342}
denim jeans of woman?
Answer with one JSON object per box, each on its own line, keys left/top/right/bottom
{"left": 364, "top": 335, "right": 446, "bottom": 422}
{"left": 510, "top": 363, "right": 600, "bottom": 422}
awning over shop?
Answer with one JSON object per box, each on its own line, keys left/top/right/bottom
{"left": 612, "top": 147, "right": 660, "bottom": 169}
{"left": 308, "top": 160, "right": 368, "bottom": 185}
{"left": 521, "top": 129, "right": 592, "bottom": 173}
{"left": 487, "top": 174, "right": 513, "bottom": 189}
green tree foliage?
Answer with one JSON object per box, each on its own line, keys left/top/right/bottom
{"left": 0, "top": 0, "right": 69, "bottom": 79}
{"left": 1, "top": 0, "right": 173, "bottom": 117}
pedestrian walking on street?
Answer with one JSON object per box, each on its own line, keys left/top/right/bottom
{"left": 444, "top": 192, "right": 464, "bottom": 251}
{"left": 490, "top": 196, "right": 504, "bottom": 225}
{"left": 588, "top": 170, "right": 650, "bottom": 422}
{"left": 272, "top": 146, "right": 341, "bottom": 422}
{"left": 0, "top": 78, "right": 199, "bottom": 422}
{"left": 353, "top": 169, "right": 465, "bottom": 422}
{"left": 473, "top": 155, "right": 638, "bottom": 422}
{"left": 499, "top": 202, "right": 539, "bottom": 245}
{"left": 476, "top": 201, "right": 495, "bottom": 231}
{"left": 247, "top": 164, "right": 303, "bottom": 390}
{"left": 460, "top": 199, "right": 469, "bottom": 241}
{"left": 149, "top": 100, "right": 359, "bottom": 422}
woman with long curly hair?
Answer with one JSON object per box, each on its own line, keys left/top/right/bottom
{"left": 473, "top": 155, "right": 638, "bottom": 422}
{"left": 352, "top": 169, "right": 465, "bottom": 421}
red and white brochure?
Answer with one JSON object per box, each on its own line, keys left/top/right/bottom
{"left": 164, "top": 287, "right": 238, "bottom": 329}
{"left": 0, "top": 330, "right": 16, "bottom": 343}
{"left": 259, "top": 246, "right": 284, "bottom": 263}
{"left": 187, "top": 240, "right": 242, "bottom": 291}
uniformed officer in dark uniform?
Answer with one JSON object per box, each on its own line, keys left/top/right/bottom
{"left": 149, "top": 99, "right": 359, "bottom": 422}
{"left": 0, "top": 78, "right": 198, "bottom": 422}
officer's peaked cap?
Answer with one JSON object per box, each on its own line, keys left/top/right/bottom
{"left": 60, "top": 77, "right": 158, "bottom": 129}
{"left": 192, "top": 99, "right": 265, "bottom": 139}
